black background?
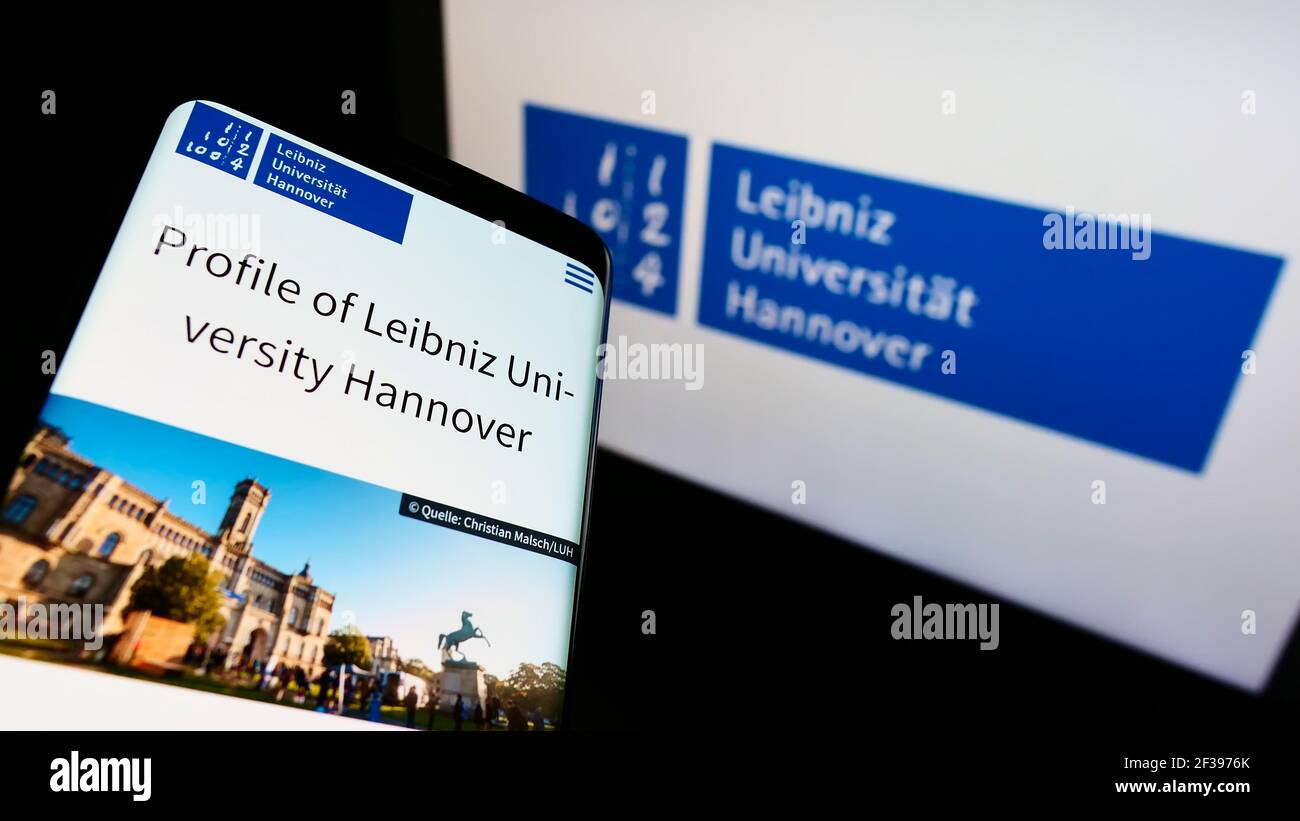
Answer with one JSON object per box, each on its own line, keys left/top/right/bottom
{"left": 2, "top": 2, "right": 1294, "bottom": 795}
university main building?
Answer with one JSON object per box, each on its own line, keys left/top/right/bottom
{"left": 0, "top": 424, "right": 334, "bottom": 676}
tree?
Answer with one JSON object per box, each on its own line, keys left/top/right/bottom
{"left": 496, "top": 662, "right": 566, "bottom": 720}
{"left": 402, "top": 657, "right": 434, "bottom": 681}
{"left": 323, "top": 627, "right": 371, "bottom": 669}
{"left": 127, "top": 554, "right": 225, "bottom": 640}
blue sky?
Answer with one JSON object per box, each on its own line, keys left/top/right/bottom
{"left": 41, "top": 393, "right": 576, "bottom": 677}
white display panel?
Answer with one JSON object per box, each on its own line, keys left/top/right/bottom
{"left": 444, "top": 0, "right": 1299, "bottom": 691}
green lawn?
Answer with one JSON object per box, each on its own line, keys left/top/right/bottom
{"left": 362, "top": 705, "right": 502, "bottom": 731}
{"left": 0, "top": 641, "right": 511, "bottom": 730}
{"left": 0, "top": 640, "right": 305, "bottom": 707}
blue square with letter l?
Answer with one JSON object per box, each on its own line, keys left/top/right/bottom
{"left": 525, "top": 104, "right": 687, "bottom": 315}
{"left": 175, "top": 102, "right": 263, "bottom": 180}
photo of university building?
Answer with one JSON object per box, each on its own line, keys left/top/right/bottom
{"left": 0, "top": 424, "right": 334, "bottom": 676}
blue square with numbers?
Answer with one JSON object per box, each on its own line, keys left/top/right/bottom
{"left": 175, "top": 102, "right": 263, "bottom": 180}
{"left": 525, "top": 104, "right": 687, "bottom": 315}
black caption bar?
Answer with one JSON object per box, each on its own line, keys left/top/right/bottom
{"left": 398, "top": 493, "right": 580, "bottom": 565}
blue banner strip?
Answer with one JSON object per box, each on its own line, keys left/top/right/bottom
{"left": 698, "top": 143, "right": 1284, "bottom": 472}
{"left": 253, "top": 134, "right": 412, "bottom": 244}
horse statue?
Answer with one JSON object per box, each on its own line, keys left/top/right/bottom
{"left": 438, "top": 610, "right": 490, "bottom": 663}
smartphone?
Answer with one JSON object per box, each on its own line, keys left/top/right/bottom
{"left": 0, "top": 101, "right": 610, "bottom": 730}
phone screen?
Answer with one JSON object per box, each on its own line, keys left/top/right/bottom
{"left": 0, "top": 101, "right": 606, "bottom": 730}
